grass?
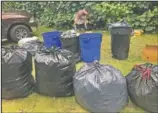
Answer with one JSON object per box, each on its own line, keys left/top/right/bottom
{"left": 2, "top": 26, "right": 158, "bottom": 113}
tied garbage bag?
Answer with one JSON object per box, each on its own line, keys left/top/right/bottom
{"left": 126, "top": 63, "right": 158, "bottom": 113}
{"left": 21, "top": 40, "right": 43, "bottom": 56}
{"left": 34, "top": 46, "right": 76, "bottom": 97}
{"left": 73, "top": 62, "right": 128, "bottom": 113}
{"left": 2, "top": 46, "right": 34, "bottom": 100}
{"left": 61, "top": 30, "right": 80, "bottom": 62}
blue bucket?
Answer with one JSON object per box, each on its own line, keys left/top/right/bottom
{"left": 79, "top": 33, "right": 102, "bottom": 63}
{"left": 42, "top": 31, "right": 62, "bottom": 48}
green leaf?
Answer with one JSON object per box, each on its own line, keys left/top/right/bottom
{"left": 135, "top": 21, "right": 140, "bottom": 26}
{"left": 140, "top": 17, "right": 146, "bottom": 22}
{"left": 140, "top": 22, "right": 147, "bottom": 27}
{"left": 72, "top": 3, "right": 76, "bottom": 7}
{"left": 145, "top": 26, "right": 155, "bottom": 31}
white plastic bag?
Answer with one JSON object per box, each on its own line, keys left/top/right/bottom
{"left": 18, "top": 36, "right": 38, "bottom": 46}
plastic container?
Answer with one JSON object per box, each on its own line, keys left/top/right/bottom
{"left": 61, "top": 37, "right": 80, "bottom": 53}
{"left": 108, "top": 21, "right": 132, "bottom": 60}
{"left": 42, "top": 31, "right": 62, "bottom": 48}
{"left": 79, "top": 33, "right": 102, "bottom": 63}
{"left": 61, "top": 30, "right": 80, "bottom": 62}
{"left": 141, "top": 45, "right": 158, "bottom": 63}
{"left": 61, "top": 30, "right": 80, "bottom": 54}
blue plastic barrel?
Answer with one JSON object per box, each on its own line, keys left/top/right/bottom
{"left": 79, "top": 33, "right": 102, "bottom": 63}
{"left": 42, "top": 31, "right": 62, "bottom": 48}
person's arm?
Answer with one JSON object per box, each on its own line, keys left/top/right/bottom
{"left": 74, "top": 15, "right": 78, "bottom": 30}
{"left": 74, "top": 23, "right": 77, "bottom": 30}
{"left": 74, "top": 13, "right": 78, "bottom": 24}
{"left": 84, "top": 16, "right": 88, "bottom": 29}
{"left": 74, "top": 18, "right": 78, "bottom": 25}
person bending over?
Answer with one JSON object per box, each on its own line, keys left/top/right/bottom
{"left": 74, "top": 9, "right": 88, "bottom": 31}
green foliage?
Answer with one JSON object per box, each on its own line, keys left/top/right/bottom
{"left": 2, "top": 1, "right": 158, "bottom": 33}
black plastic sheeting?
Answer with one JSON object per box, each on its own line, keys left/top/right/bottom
{"left": 34, "top": 46, "right": 76, "bottom": 97}
{"left": 126, "top": 63, "right": 158, "bottom": 113}
{"left": 61, "top": 30, "right": 80, "bottom": 63}
{"left": 2, "top": 46, "right": 34, "bottom": 100}
{"left": 21, "top": 40, "right": 43, "bottom": 56}
{"left": 73, "top": 63, "right": 128, "bottom": 113}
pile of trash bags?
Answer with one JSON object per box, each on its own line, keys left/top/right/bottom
{"left": 2, "top": 46, "right": 34, "bottom": 99}
{"left": 34, "top": 46, "right": 76, "bottom": 97}
{"left": 73, "top": 62, "right": 128, "bottom": 113}
{"left": 21, "top": 40, "right": 42, "bottom": 56}
{"left": 61, "top": 30, "right": 80, "bottom": 62}
{"left": 126, "top": 63, "right": 158, "bottom": 113}
{"left": 18, "top": 36, "right": 43, "bottom": 56}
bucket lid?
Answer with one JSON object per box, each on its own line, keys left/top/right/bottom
{"left": 79, "top": 33, "right": 102, "bottom": 38}
{"left": 42, "top": 31, "right": 62, "bottom": 36}
{"left": 108, "top": 21, "right": 131, "bottom": 29}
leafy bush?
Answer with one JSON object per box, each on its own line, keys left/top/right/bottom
{"left": 2, "top": 1, "right": 158, "bottom": 33}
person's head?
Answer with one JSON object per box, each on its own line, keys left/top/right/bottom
{"left": 83, "top": 9, "right": 88, "bottom": 15}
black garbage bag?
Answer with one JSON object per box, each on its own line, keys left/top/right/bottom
{"left": 21, "top": 40, "right": 43, "bottom": 56}
{"left": 2, "top": 46, "right": 34, "bottom": 100}
{"left": 73, "top": 62, "right": 128, "bottom": 113}
{"left": 34, "top": 46, "right": 76, "bottom": 97}
{"left": 126, "top": 63, "right": 158, "bottom": 113}
{"left": 61, "top": 30, "right": 80, "bottom": 63}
